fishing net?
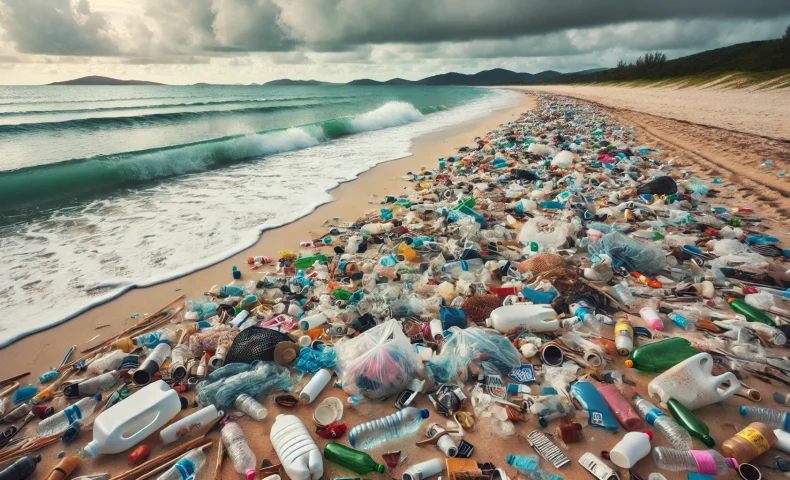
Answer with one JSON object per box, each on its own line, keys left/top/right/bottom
{"left": 225, "top": 327, "right": 296, "bottom": 364}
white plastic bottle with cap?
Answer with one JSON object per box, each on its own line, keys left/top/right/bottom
{"left": 270, "top": 415, "right": 323, "bottom": 480}
{"left": 403, "top": 458, "right": 443, "bottom": 480}
{"left": 82, "top": 380, "right": 181, "bottom": 458}
{"left": 486, "top": 304, "right": 559, "bottom": 333}
{"left": 160, "top": 405, "right": 223, "bottom": 445}
{"left": 299, "top": 369, "right": 332, "bottom": 405}
{"left": 609, "top": 430, "right": 652, "bottom": 468}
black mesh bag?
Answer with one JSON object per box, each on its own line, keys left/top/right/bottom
{"left": 225, "top": 326, "right": 298, "bottom": 364}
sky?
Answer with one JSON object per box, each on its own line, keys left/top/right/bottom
{"left": 0, "top": 0, "right": 789, "bottom": 85}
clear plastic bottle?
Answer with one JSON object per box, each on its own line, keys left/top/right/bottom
{"left": 632, "top": 394, "right": 692, "bottom": 450}
{"left": 739, "top": 406, "right": 790, "bottom": 431}
{"left": 221, "top": 422, "right": 257, "bottom": 480}
{"left": 506, "top": 454, "right": 562, "bottom": 480}
{"left": 613, "top": 281, "right": 635, "bottom": 308}
{"left": 36, "top": 394, "right": 102, "bottom": 437}
{"left": 234, "top": 394, "right": 268, "bottom": 421}
{"left": 156, "top": 448, "right": 206, "bottom": 480}
{"left": 440, "top": 258, "right": 484, "bottom": 278}
{"left": 87, "top": 350, "right": 126, "bottom": 375}
{"left": 134, "top": 328, "right": 176, "bottom": 348}
{"left": 64, "top": 372, "right": 120, "bottom": 397}
{"left": 349, "top": 407, "right": 429, "bottom": 450}
{"left": 652, "top": 448, "right": 736, "bottom": 474}
{"left": 667, "top": 312, "right": 696, "bottom": 332}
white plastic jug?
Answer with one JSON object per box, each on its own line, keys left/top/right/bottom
{"left": 609, "top": 431, "right": 652, "bottom": 468}
{"left": 270, "top": 415, "right": 323, "bottom": 480}
{"left": 83, "top": 380, "right": 181, "bottom": 457}
{"left": 486, "top": 304, "right": 559, "bottom": 333}
{"left": 647, "top": 352, "right": 739, "bottom": 410}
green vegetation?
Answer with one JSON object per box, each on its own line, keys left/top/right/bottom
{"left": 552, "top": 26, "right": 790, "bottom": 86}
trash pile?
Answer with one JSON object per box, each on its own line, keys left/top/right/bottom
{"left": 3, "top": 93, "right": 790, "bottom": 480}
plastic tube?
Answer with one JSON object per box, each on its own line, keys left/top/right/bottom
{"left": 299, "top": 369, "right": 332, "bottom": 404}
{"left": 402, "top": 458, "right": 443, "bottom": 480}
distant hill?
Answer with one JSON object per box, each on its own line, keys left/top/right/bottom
{"left": 268, "top": 68, "right": 566, "bottom": 87}
{"left": 263, "top": 79, "right": 337, "bottom": 86}
{"left": 49, "top": 75, "right": 164, "bottom": 86}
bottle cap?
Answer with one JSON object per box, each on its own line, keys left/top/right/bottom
{"left": 82, "top": 441, "right": 99, "bottom": 459}
{"left": 624, "top": 359, "right": 634, "bottom": 368}
{"left": 728, "top": 297, "right": 736, "bottom": 303}
{"left": 247, "top": 469, "right": 257, "bottom": 480}
{"left": 376, "top": 463, "right": 386, "bottom": 474}
{"left": 739, "top": 405, "right": 747, "bottom": 416}
{"left": 641, "top": 430, "right": 653, "bottom": 440}
{"left": 702, "top": 435, "right": 715, "bottom": 447}
{"left": 507, "top": 454, "right": 515, "bottom": 465}
{"left": 420, "top": 409, "right": 430, "bottom": 419}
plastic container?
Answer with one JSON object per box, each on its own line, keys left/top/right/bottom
{"left": 36, "top": 394, "right": 102, "bottom": 437}
{"left": 485, "top": 304, "right": 559, "bottom": 333}
{"left": 739, "top": 406, "right": 790, "bottom": 431}
{"left": 324, "top": 442, "right": 385, "bottom": 474}
{"left": 87, "top": 350, "right": 126, "bottom": 375}
{"left": 0, "top": 454, "right": 40, "bottom": 480}
{"left": 728, "top": 298, "right": 775, "bottom": 326}
{"left": 639, "top": 307, "right": 663, "bottom": 331}
{"left": 270, "top": 415, "right": 323, "bottom": 480}
{"left": 668, "top": 312, "right": 696, "bottom": 332}
{"left": 349, "top": 407, "right": 429, "bottom": 450}
{"left": 299, "top": 312, "right": 329, "bottom": 332}
{"left": 63, "top": 372, "right": 119, "bottom": 398}
{"left": 648, "top": 353, "right": 739, "bottom": 410}
{"left": 506, "top": 454, "right": 560, "bottom": 479}
{"left": 299, "top": 369, "right": 333, "bottom": 405}
{"left": 598, "top": 385, "right": 641, "bottom": 431}
{"left": 441, "top": 259, "right": 484, "bottom": 277}
{"left": 652, "top": 448, "right": 736, "bottom": 475}
{"left": 721, "top": 422, "right": 778, "bottom": 464}
{"left": 632, "top": 393, "right": 692, "bottom": 450}
{"left": 82, "top": 380, "right": 181, "bottom": 458}
{"left": 614, "top": 317, "right": 633, "bottom": 356}
{"left": 609, "top": 431, "right": 652, "bottom": 468}
{"left": 570, "top": 381, "right": 620, "bottom": 432}
{"left": 156, "top": 448, "right": 206, "bottom": 480}
{"left": 160, "top": 405, "right": 222, "bottom": 445}
{"left": 234, "top": 393, "right": 268, "bottom": 421}
{"left": 134, "top": 343, "right": 171, "bottom": 386}
{"left": 668, "top": 399, "right": 715, "bottom": 447}
{"left": 403, "top": 458, "right": 443, "bottom": 480}
{"left": 625, "top": 337, "right": 699, "bottom": 372}
{"left": 222, "top": 422, "right": 257, "bottom": 480}
{"left": 774, "top": 429, "right": 790, "bottom": 453}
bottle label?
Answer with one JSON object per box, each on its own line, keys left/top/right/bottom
{"left": 64, "top": 404, "right": 83, "bottom": 424}
{"left": 644, "top": 407, "right": 665, "bottom": 425}
{"left": 737, "top": 427, "right": 771, "bottom": 454}
{"left": 578, "top": 452, "right": 617, "bottom": 480}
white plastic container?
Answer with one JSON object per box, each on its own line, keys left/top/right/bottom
{"left": 299, "top": 369, "right": 332, "bottom": 404}
{"left": 403, "top": 458, "right": 443, "bottom": 480}
{"left": 361, "top": 223, "right": 393, "bottom": 235}
{"left": 609, "top": 431, "right": 652, "bottom": 468}
{"left": 648, "top": 352, "right": 739, "bottom": 410}
{"left": 299, "top": 312, "right": 329, "bottom": 332}
{"left": 775, "top": 429, "right": 790, "bottom": 454}
{"left": 83, "top": 380, "right": 181, "bottom": 457}
{"left": 270, "top": 415, "right": 323, "bottom": 480}
{"left": 486, "top": 304, "right": 559, "bottom": 333}
{"left": 159, "top": 405, "right": 222, "bottom": 445}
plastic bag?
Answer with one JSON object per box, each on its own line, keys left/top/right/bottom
{"left": 588, "top": 232, "right": 666, "bottom": 275}
{"left": 196, "top": 361, "right": 291, "bottom": 407}
{"left": 335, "top": 319, "right": 420, "bottom": 399}
{"left": 425, "top": 327, "right": 520, "bottom": 384}
{"left": 518, "top": 216, "right": 575, "bottom": 250}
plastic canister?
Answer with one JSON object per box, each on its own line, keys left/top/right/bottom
{"left": 403, "top": 458, "right": 443, "bottom": 480}
{"left": 159, "top": 405, "right": 223, "bottom": 445}
{"left": 721, "top": 422, "right": 778, "bottom": 464}
{"left": 609, "top": 431, "right": 652, "bottom": 468}
{"left": 270, "top": 415, "right": 323, "bottom": 480}
{"left": 486, "top": 304, "right": 559, "bottom": 333}
{"left": 647, "top": 352, "right": 739, "bottom": 410}
{"left": 614, "top": 318, "right": 633, "bottom": 356}
{"left": 82, "top": 380, "right": 181, "bottom": 457}
{"left": 299, "top": 312, "right": 329, "bottom": 332}
{"left": 299, "top": 369, "right": 333, "bottom": 405}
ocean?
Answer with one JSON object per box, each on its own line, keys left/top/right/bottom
{"left": 0, "top": 84, "right": 519, "bottom": 346}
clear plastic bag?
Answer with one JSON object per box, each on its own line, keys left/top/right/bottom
{"left": 196, "top": 361, "right": 291, "bottom": 407}
{"left": 335, "top": 319, "right": 420, "bottom": 399}
{"left": 588, "top": 232, "right": 666, "bottom": 275}
{"left": 518, "top": 216, "right": 575, "bottom": 250}
{"left": 424, "top": 327, "right": 521, "bottom": 384}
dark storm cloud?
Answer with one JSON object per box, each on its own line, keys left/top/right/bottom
{"left": 0, "top": 0, "right": 118, "bottom": 55}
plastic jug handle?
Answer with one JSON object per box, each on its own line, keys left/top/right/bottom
{"left": 121, "top": 410, "right": 162, "bottom": 440}
{"left": 714, "top": 372, "right": 741, "bottom": 400}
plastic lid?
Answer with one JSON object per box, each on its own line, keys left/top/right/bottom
{"left": 485, "top": 317, "right": 492, "bottom": 327}
{"left": 420, "top": 409, "right": 430, "bottom": 419}
{"left": 507, "top": 454, "right": 515, "bottom": 465}
{"left": 624, "top": 359, "right": 634, "bottom": 368}
{"left": 82, "top": 441, "right": 99, "bottom": 459}
{"left": 739, "top": 405, "right": 747, "bottom": 416}
{"left": 376, "top": 463, "right": 386, "bottom": 474}
{"left": 728, "top": 297, "right": 736, "bottom": 303}
{"left": 641, "top": 430, "right": 654, "bottom": 440}
{"left": 726, "top": 458, "right": 738, "bottom": 469}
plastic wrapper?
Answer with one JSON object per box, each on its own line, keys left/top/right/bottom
{"left": 196, "top": 361, "right": 291, "bottom": 407}
{"left": 588, "top": 232, "right": 666, "bottom": 275}
{"left": 335, "top": 319, "right": 420, "bottom": 399}
{"left": 424, "top": 327, "right": 521, "bottom": 384}
{"left": 295, "top": 346, "right": 337, "bottom": 374}
{"left": 189, "top": 324, "right": 233, "bottom": 356}
{"left": 187, "top": 301, "right": 218, "bottom": 320}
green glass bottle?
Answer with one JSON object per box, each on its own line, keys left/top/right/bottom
{"left": 624, "top": 337, "right": 699, "bottom": 373}
{"left": 293, "top": 254, "right": 328, "bottom": 269}
{"left": 324, "top": 442, "right": 386, "bottom": 474}
{"left": 668, "top": 398, "right": 715, "bottom": 447}
{"left": 728, "top": 298, "right": 775, "bottom": 326}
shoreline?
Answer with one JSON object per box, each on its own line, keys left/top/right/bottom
{"left": 0, "top": 91, "right": 533, "bottom": 374}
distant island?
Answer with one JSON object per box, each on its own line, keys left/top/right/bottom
{"left": 265, "top": 68, "right": 565, "bottom": 87}
{"left": 49, "top": 75, "right": 165, "bottom": 86}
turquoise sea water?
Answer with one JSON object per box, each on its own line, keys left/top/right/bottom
{"left": 0, "top": 85, "right": 519, "bottom": 346}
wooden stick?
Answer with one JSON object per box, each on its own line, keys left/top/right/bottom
{"left": 0, "top": 372, "right": 29, "bottom": 388}
{"left": 213, "top": 440, "right": 225, "bottom": 480}
{"left": 136, "top": 441, "right": 212, "bottom": 480}
{"left": 109, "top": 435, "right": 206, "bottom": 480}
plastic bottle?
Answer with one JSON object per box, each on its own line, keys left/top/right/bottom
{"left": 614, "top": 317, "right": 634, "bottom": 356}
{"left": 324, "top": 442, "right": 385, "bottom": 474}
{"left": 668, "top": 399, "right": 715, "bottom": 447}
{"left": 728, "top": 298, "right": 776, "bottom": 326}
{"left": 222, "top": 422, "right": 257, "bottom": 480}
{"left": 64, "top": 372, "right": 120, "bottom": 397}
{"left": 739, "top": 406, "right": 790, "bottom": 431}
{"left": 299, "top": 369, "right": 333, "bottom": 405}
{"left": 270, "top": 415, "right": 323, "bottom": 480}
{"left": 721, "top": 422, "right": 778, "bottom": 463}
{"left": 506, "top": 454, "right": 562, "bottom": 480}
{"left": 36, "top": 394, "right": 102, "bottom": 437}
{"left": 403, "top": 458, "right": 444, "bottom": 480}
{"left": 668, "top": 312, "right": 696, "bottom": 332}
{"left": 609, "top": 431, "right": 652, "bottom": 468}
{"left": 234, "top": 393, "right": 268, "bottom": 420}
{"left": 485, "top": 304, "right": 559, "bottom": 333}
{"left": 0, "top": 454, "right": 40, "bottom": 480}
{"left": 632, "top": 393, "right": 692, "bottom": 450}
{"left": 134, "top": 328, "right": 176, "bottom": 348}
{"left": 570, "top": 381, "right": 620, "bottom": 432}
{"left": 82, "top": 380, "right": 181, "bottom": 458}
{"left": 612, "top": 281, "right": 635, "bottom": 308}
{"left": 651, "top": 448, "right": 736, "bottom": 475}
{"left": 87, "top": 350, "right": 126, "bottom": 375}
{"left": 133, "top": 343, "right": 172, "bottom": 386}
{"left": 160, "top": 405, "right": 222, "bottom": 445}
{"left": 639, "top": 307, "right": 663, "bottom": 331}
{"left": 625, "top": 337, "right": 699, "bottom": 372}
{"left": 156, "top": 448, "right": 207, "bottom": 480}
{"left": 349, "top": 407, "right": 430, "bottom": 449}
{"left": 647, "top": 353, "right": 739, "bottom": 410}
{"left": 598, "top": 385, "right": 641, "bottom": 431}
{"left": 440, "top": 258, "right": 484, "bottom": 277}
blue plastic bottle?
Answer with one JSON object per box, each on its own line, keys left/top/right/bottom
{"left": 570, "top": 381, "right": 620, "bottom": 432}
{"left": 506, "top": 455, "right": 563, "bottom": 480}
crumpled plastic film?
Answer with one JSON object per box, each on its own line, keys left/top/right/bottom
{"left": 588, "top": 231, "right": 667, "bottom": 275}
{"left": 424, "top": 327, "right": 521, "bottom": 384}
{"left": 196, "top": 361, "right": 291, "bottom": 407}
